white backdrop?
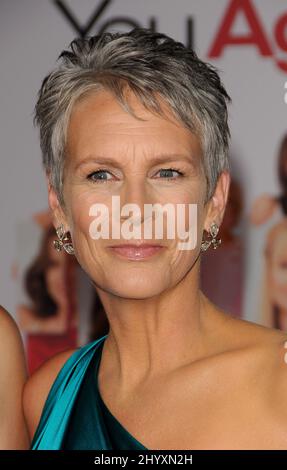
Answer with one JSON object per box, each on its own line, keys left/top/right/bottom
{"left": 1, "top": 0, "right": 286, "bottom": 323}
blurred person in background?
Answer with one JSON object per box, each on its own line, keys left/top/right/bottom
{"left": 17, "top": 224, "right": 78, "bottom": 374}
{"left": 201, "top": 177, "right": 244, "bottom": 317}
{"left": 261, "top": 220, "right": 287, "bottom": 331}
{"left": 250, "top": 133, "right": 287, "bottom": 225}
{"left": 89, "top": 290, "right": 109, "bottom": 342}
{"left": 250, "top": 133, "right": 287, "bottom": 331}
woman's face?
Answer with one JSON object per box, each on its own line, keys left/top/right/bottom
{"left": 269, "top": 230, "right": 287, "bottom": 311}
{"left": 49, "top": 88, "right": 228, "bottom": 299}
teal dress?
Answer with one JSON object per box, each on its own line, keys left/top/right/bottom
{"left": 31, "top": 335, "right": 148, "bottom": 450}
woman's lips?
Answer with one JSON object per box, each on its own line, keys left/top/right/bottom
{"left": 108, "top": 244, "right": 165, "bottom": 260}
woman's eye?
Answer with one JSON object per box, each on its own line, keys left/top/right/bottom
{"left": 155, "top": 168, "right": 184, "bottom": 179}
{"left": 87, "top": 168, "right": 184, "bottom": 182}
{"left": 87, "top": 170, "right": 113, "bottom": 182}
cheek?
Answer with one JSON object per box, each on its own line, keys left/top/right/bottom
{"left": 66, "top": 180, "right": 205, "bottom": 269}
{"left": 67, "top": 191, "right": 101, "bottom": 269}
{"left": 69, "top": 190, "right": 108, "bottom": 239}
{"left": 172, "top": 185, "right": 205, "bottom": 251}
{"left": 67, "top": 190, "right": 114, "bottom": 283}
{"left": 166, "top": 191, "right": 205, "bottom": 272}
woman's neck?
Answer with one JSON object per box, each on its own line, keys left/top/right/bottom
{"left": 96, "top": 264, "right": 221, "bottom": 394}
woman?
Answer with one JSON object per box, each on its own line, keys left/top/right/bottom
{"left": 17, "top": 224, "right": 78, "bottom": 374}
{"left": 250, "top": 133, "right": 287, "bottom": 225}
{"left": 201, "top": 178, "right": 244, "bottom": 317}
{"left": 24, "top": 28, "right": 287, "bottom": 450}
{"left": 0, "top": 305, "right": 29, "bottom": 448}
{"left": 249, "top": 133, "right": 287, "bottom": 331}
{"left": 261, "top": 220, "right": 287, "bottom": 331}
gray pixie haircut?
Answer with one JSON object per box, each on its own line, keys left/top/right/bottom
{"left": 33, "top": 27, "right": 231, "bottom": 207}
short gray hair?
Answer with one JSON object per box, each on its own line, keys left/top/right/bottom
{"left": 33, "top": 27, "right": 231, "bottom": 207}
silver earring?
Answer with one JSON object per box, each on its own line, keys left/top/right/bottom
{"left": 200, "top": 222, "right": 221, "bottom": 252}
{"left": 53, "top": 224, "right": 75, "bottom": 255}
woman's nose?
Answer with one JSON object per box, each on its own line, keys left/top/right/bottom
{"left": 119, "top": 178, "right": 151, "bottom": 225}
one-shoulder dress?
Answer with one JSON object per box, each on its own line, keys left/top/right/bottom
{"left": 31, "top": 335, "right": 148, "bottom": 450}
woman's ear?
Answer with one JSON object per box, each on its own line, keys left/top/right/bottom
{"left": 45, "top": 172, "right": 68, "bottom": 230}
{"left": 204, "top": 171, "right": 231, "bottom": 231}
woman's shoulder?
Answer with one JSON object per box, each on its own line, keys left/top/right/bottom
{"left": 223, "top": 315, "right": 287, "bottom": 419}
{"left": 23, "top": 337, "right": 106, "bottom": 441}
{"left": 0, "top": 304, "right": 18, "bottom": 330}
{"left": 0, "top": 306, "right": 29, "bottom": 449}
{"left": 245, "top": 322, "right": 287, "bottom": 433}
{"left": 246, "top": 321, "right": 287, "bottom": 400}
{"left": 0, "top": 305, "right": 24, "bottom": 357}
{"left": 0, "top": 304, "right": 27, "bottom": 379}
{"left": 213, "top": 312, "right": 287, "bottom": 385}
{"left": 222, "top": 313, "right": 287, "bottom": 362}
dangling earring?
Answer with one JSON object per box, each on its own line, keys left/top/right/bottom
{"left": 53, "top": 223, "right": 75, "bottom": 255}
{"left": 200, "top": 222, "right": 221, "bottom": 252}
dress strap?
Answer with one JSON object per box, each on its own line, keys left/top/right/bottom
{"left": 31, "top": 335, "right": 108, "bottom": 449}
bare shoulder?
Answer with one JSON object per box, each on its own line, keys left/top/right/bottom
{"left": 222, "top": 313, "right": 287, "bottom": 418}
{"left": 0, "top": 304, "right": 27, "bottom": 377}
{"left": 221, "top": 313, "right": 287, "bottom": 363}
{"left": 23, "top": 347, "right": 77, "bottom": 441}
{"left": 249, "top": 323, "right": 287, "bottom": 420}
{"left": 217, "top": 308, "right": 287, "bottom": 350}
{"left": 0, "top": 304, "right": 21, "bottom": 337}
{"left": 0, "top": 305, "right": 30, "bottom": 449}
{"left": 0, "top": 305, "right": 25, "bottom": 361}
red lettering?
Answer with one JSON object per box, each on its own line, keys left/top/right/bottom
{"left": 274, "top": 13, "right": 287, "bottom": 72}
{"left": 208, "top": 0, "right": 272, "bottom": 58}
{"left": 275, "top": 13, "right": 287, "bottom": 51}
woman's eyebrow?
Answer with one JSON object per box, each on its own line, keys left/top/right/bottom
{"left": 75, "top": 156, "right": 120, "bottom": 169}
{"left": 75, "top": 153, "right": 196, "bottom": 169}
{"left": 145, "top": 154, "right": 197, "bottom": 165}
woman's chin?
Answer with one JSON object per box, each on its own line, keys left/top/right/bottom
{"left": 98, "top": 276, "right": 166, "bottom": 299}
